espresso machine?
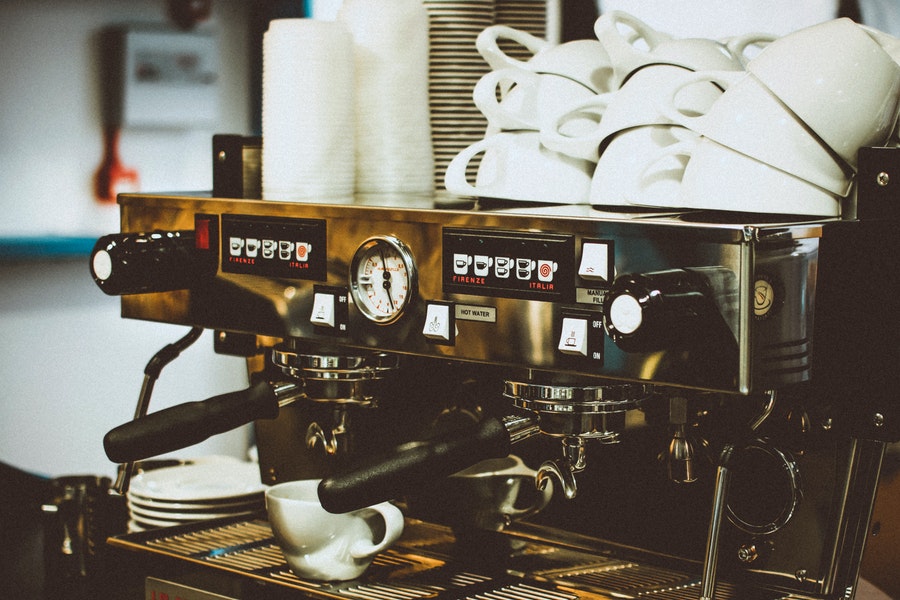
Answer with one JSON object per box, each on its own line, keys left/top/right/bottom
{"left": 92, "top": 144, "right": 900, "bottom": 600}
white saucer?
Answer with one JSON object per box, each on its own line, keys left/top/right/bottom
{"left": 127, "top": 461, "right": 266, "bottom": 503}
{"left": 128, "top": 501, "right": 261, "bottom": 523}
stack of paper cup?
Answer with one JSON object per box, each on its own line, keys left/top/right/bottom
{"left": 338, "top": 0, "right": 434, "bottom": 194}
{"left": 262, "top": 19, "right": 355, "bottom": 201}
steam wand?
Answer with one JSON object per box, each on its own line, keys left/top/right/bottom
{"left": 699, "top": 390, "right": 777, "bottom": 600}
{"left": 112, "top": 327, "right": 204, "bottom": 495}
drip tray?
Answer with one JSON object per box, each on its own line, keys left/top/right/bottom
{"left": 108, "top": 515, "right": 798, "bottom": 600}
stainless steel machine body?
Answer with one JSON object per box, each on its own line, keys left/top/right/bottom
{"left": 96, "top": 147, "right": 900, "bottom": 599}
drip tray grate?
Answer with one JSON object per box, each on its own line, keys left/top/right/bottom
{"left": 109, "top": 516, "right": 796, "bottom": 599}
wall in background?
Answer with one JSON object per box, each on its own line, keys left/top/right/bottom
{"left": 0, "top": 0, "right": 255, "bottom": 478}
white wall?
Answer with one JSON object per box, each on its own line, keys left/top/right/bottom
{"left": 596, "top": 0, "right": 839, "bottom": 38}
{"left": 0, "top": 0, "right": 255, "bottom": 478}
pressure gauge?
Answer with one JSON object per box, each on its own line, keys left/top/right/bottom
{"left": 349, "top": 236, "right": 417, "bottom": 324}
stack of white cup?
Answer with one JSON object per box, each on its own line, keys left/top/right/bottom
{"left": 444, "top": 25, "right": 614, "bottom": 203}
{"left": 446, "top": 12, "right": 900, "bottom": 217}
{"left": 444, "top": 16, "right": 760, "bottom": 206}
{"left": 625, "top": 18, "right": 900, "bottom": 216}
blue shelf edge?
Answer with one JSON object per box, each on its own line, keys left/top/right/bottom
{"left": 0, "top": 236, "right": 99, "bottom": 260}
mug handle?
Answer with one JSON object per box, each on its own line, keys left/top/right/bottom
{"left": 724, "top": 32, "right": 778, "bottom": 67}
{"left": 629, "top": 138, "right": 696, "bottom": 207}
{"left": 539, "top": 92, "right": 614, "bottom": 162}
{"left": 652, "top": 70, "right": 743, "bottom": 130}
{"left": 349, "top": 502, "right": 405, "bottom": 559}
{"left": 473, "top": 68, "right": 540, "bottom": 131}
{"left": 593, "top": 11, "right": 669, "bottom": 85}
{"left": 443, "top": 136, "right": 501, "bottom": 196}
{"left": 476, "top": 25, "right": 552, "bottom": 71}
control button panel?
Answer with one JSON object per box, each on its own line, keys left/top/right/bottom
{"left": 311, "top": 285, "right": 349, "bottom": 335}
{"left": 558, "top": 317, "right": 589, "bottom": 356}
{"left": 443, "top": 227, "right": 575, "bottom": 302}
{"left": 221, "top": 214, "right": 327, "bottom": 280}
{"left": 578, "top": 240, "right": 614, "bottom": 282}
{"left": 557, "top": 310, "right": 604, "bottom": 366}
{"left": 311, "top": 292, "right": 336, "bottom": 328}
{"left": 423, "top": 301, "right": 456, "bottom": 344}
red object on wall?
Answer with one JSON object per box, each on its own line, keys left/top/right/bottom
{"left": 94, "top": 126, "right": 139, "bottom": 203}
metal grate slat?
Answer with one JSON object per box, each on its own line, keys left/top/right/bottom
{"left": 111, "top": 517, "right": 796, "bottom": 600}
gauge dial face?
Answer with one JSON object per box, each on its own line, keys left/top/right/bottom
{"left": 350, "top": 236, "right": 417, "bottom": 324}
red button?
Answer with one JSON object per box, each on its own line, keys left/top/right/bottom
{"left": 195, "top": 218, "right": 210, "bottom": 250}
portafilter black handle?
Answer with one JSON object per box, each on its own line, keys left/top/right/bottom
{"left": 103, "top": 380, "right": 302, "bottom": 463}
{"left": 318, "top": 414, "right": 538, "bottom": 514}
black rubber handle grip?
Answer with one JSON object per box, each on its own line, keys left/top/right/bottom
{"left": 318, "top": 417, "right": 511, "bottom": 514}
{"left": 104, "top": 380, "right": 280, "bottom": 463}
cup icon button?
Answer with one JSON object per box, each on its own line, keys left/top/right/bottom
{"left": 454, "top": 254, "right": 473, "bottom": 275}
{"left": 495, "top": 257, "right": 512, "bottom": 278}
{"left": 516, "top": 258, "right": 536, "bottom": 280}
{"left": 474, "top": 255, "right": 493, "bottom": 277}
{"left": 295, "top": 242, "right": 312, "bottom": 262}
{"left": 537, "top": 260, "right": 558, "bottom": 282}
{"left": 229, "top": 237, "right": 245, "bottom": 257}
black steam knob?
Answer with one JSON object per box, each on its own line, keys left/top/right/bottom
{"left": 90, "top": 230, "right": 204, "bottom": 295}
{"left": 604, "top": 269, "right": 718, "bottom": 352}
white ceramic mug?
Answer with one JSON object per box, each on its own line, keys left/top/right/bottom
{"left": 591, "top": 124, "right": 698, "bottom": 207}
{"left": 593, "top": 11, "right": 743, "bottom": 88}
{"left": 444, "top": 131, "right": 593, "bottom": 203}
{"left": 541, "top": 63, "right": 723, "bottom": 162}
{"left": 266, "top": 479, "right": 405, "bottom": 581}
{"left": 862, "top": 24, "right": 900, "bottom": 65}
{"left": 473, "top": 68, "right": 595, "bottom": 132}
{"left": 476, "top": 25, "right": 615, "bottom": 93}
{"left": 655, "top": 70, "right": 854, "bottom": 197}
{"left": 746, "top": 18, "right": 900, "bottom": 169}
{"left": 639, "top": 137, "right": 842, "bottom": 216}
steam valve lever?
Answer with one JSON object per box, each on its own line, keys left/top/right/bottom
{"left": 90, "top": 230, "right": 201, "bottom": 296}
{"left": 604, "top": 268, "right": 725, "bottom": 352}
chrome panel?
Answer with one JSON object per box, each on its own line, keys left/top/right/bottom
{"left": 117, "top": 193, "right": 823, "bottom": 394}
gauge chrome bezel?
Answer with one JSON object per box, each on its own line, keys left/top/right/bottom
{"left": 349, "top": 235, "right": 418, "bottom": 325}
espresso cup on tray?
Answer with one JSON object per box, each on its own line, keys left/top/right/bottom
{"left": 266, "top": 479, "right": 404, "bottom": 581}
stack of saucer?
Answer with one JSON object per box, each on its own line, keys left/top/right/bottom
{"left": 424, "top": 0, "right": 495, "bottom": 190}
{"left": 126, "top": 461, "right": 266, "bottom": 532}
